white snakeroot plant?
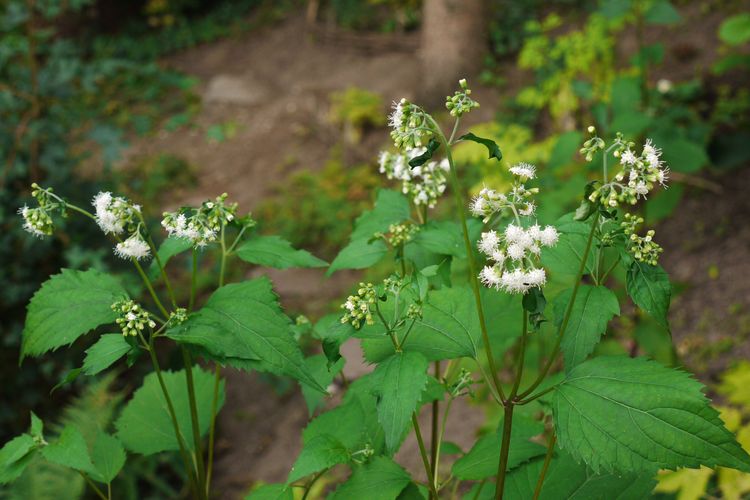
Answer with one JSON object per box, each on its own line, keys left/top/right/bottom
{"left": 7, "top": 184, "right": 329, "bottom": 500}
{"left": 294, "top": 81, "right": 750, "bottom": 500}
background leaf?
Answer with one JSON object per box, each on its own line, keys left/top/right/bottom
{"left": 236, "top": 235, "right": 327, "bottom": 269}
{"left": 82, "top": 334, "right": 132, "bottom": 376}
{"left": 330, "top": 456, "right": 411, "bottom": 500}
{"left": 626, "top": 261, "right": 671, "bottom": 331}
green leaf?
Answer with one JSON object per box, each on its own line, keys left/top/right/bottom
{"left": 115, "top": 366, "right": 225, "bottom": 455}
{"left": 539, "top": 450, "right": 657, "bottom": 499}
{"left": 411, "top": 220, "right": 467, "bottom": 258}
{"left": 90, "top": 432, "right": 125, "bottom": 484}
{"left": 610, "top": 110, "right": 652, "bottom": 137}
{"left": 0, "top": 434, "right": 37, "bottom": 484}
{"left": 547, "top": 131, "right": 583, "bottom": 170}
{"left": 552, "top": 356, "right": 750, "bottom": 474}
{"left": 236, "top": 235, "right": 327, "bottom": 269}
{"left": 287, "top": 434, "right": 349, "bottom": 483}
{"left": 328, "top": 238, "right": 389, "bottom": 275}
{"left": 147, "top": 237, "right": 192, "bottom": 280}
{"left": 300, "top": 355, "right": 344, "bottom": 416}
{"left": 244, "top": 483, "right": 294, "bottom": 500}
{"left": 660, "top": 138, "right": 708, "bottom": 173}
{"left": 458, "top": 133, "right": 503, "bottom": 161}
{"left": 408, "top": 138, "right": 441, "bottom": 167}
{"left": 29, "top": 413, "right": 43, "bottom": 441}
{"left": 350, "top": 189, "right": 411, "bottom": 241}
{"left": 719, "top": 13, "right": 750, "bottom": 46}
{"left": 167, "top": 278, "right": 325, "bottom": 391}
{"left": 611, "top": 77, "right": 641, "bottom": 115}
{"left": 645, "top": 0, "right": 681, "bottom": 25}
{"left": 330, "top": 456, "right": 411, "bottom": 500}
{"left": 41, "top": 426, "right": 95, "bottom": 474}
{"left": 626, "top": 261, "right": 671, "bottom": 331}
{"left": 82, "top": 334, "right": 132, "bottom": 376}
{"left": 554, "top": 285, "right": 620, "bottom": 370}
{"left": 541, "top": 217, "right": 596, "bottom": 281}
{"left": 313, "top": 314, "right": 354, "bottom": 367}
{"left": 452, "top": 415, "right": 545, "bottom": 480}
{"left": 22, "top": 269, "right": 128, "bottom": 358}
{"left": 372, "top": 352, "right": 429, "bottom": 453}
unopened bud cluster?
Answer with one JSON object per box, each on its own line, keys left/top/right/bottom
{"left": 445, "top": 79, "right": 479, "bottom": 118}
{"left": 406, "top": 303, "right": 422, "bottom": 320}
{"left": 162, "top": 193, "right": 240, "bottom": 247}
{"left": 340, "top": 283, "right": 377, "bottom": 329}
{"left": 470, "top": 164, "right": 540, "bottom": 223}
{"left": 449, "top": 369, "right": 474, "bottom": 397}
{"left": 18, "top": 184, "right": 63, "bottom": 237}
{"left": 168, "top": 307, "right": 188, "bottom": 326}
{"left": 378, "top": 149, "right": 449, "bottom": 208}
{"left": 377, "top": 222, "right": 418, "bottom": 248}
{"left": 112, "top": 299, "right": 155, "bottom": 337}
{"left": 621, "top": 213, "right": 663, "bottom": 265}
{"left": 388, "top": 98, "right": 433, "bottom": 150}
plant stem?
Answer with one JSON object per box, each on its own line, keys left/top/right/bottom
{"left": 412, "top": 413, "right": 440, "bottom": 500}
{"left": 146, "top": 337, "right": 200, "bottom": 497}
{"left": 301, "top": 469, "right": 327, "bottom": 500}
{"left": 509, "top": 311, "right": 528, "bottom": 398}
{"left": 433, "top": 396, "right": 454, "bottom": 492}
{"left": 205, "top": 365, "right": 221, "bottom": 495}
{"left": 517, "top": 212, "right": 600, "bottom": 400}
{"left": 494, "top": 404, "right": 515, "bottom": 500}
{"left": 533, "top": 434, "right": 556, "bottom": 500}
{"left": 137, "top": 211, "right": 177, "bottom": 307}
{"left": 189, "top": 248, "right": 197, "bottom": 312}
{"left": 78, "top": 471, "right": 107, "bottom": 500}
{"left": 131, "top": 258, "right": 170, "bottom": 319}
{"left": 430, "top": 360, "right": 440, "bottom": 489}
{"left": 182, "top": 348, "right": 207, "bottom": 494}
{"left": 430, "top": 116, "right": 506, "bottom": 403}
{"left": 218, "top": 223, "right": 227, "bottom": 288}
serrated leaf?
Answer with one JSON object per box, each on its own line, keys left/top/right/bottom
{"left": 0, "top": 434, "right": 37, "bottom": 484}
{"left": 350, "top": 189, "right": 411, "bottom": 241}
{"left": 626, "top": 261, "right": 671, "bottom": 331}
{"left": 554, "top": 285, "right": 620, "bottom": 370}
{"left": 300, "top": 355, "right": 344, "bottom": 416}
{"left": 458, "top": 133, "right": 503, "bottom": 161}
{"left": 330, "top": 456, "right": 411, "bottom": 500}
{"left": 29, "top": 413, "right": 43, "bottom": 440}
{"left": 167, "top": 278, "right": 325, "bottom": 391}
{"left": 452, "top": 415, "right": 545, "bottom": 480}
{"left": 411, "top": 220, "right": 467, "bottom": 258}
{"left": 372, "top": 352, "right": 429, "bottom": 453}
{"left": 287, "top": 434, "right": 349, "bottom": 483}
{"left": 541, "top": 217, "right": 596, "bottom": 281}
{"left": 82, "top": 334, "right": 132, "bottom": 375}
{"left": 328, "top": 238, "right": 389, "bottom": 275}
{"left": 115, "top": 366, "right": 225, "bottom": 455}
{"left": 244, "top": 483, "right": 294, "bottom": 500}
{"left": 90, "top": 432, "right": 125, "bottom": 483}
{"left": 313, "top": 314, "right": 354, "bottom": 367}
{"left": 41, "top": 426, "right": 95, "bottom": 474}
{"left": 236, "top": 235, "right": 327, "bottom": 269}
{"left": 552, "top": 356, "right": 750, "bottom": 474}
{"left": 147, "top": 237, "right": 192, "bottom": 280}
{"left": 22, "top": 269, "right": 128, "bottom": 358}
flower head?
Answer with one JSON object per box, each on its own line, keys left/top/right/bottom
{"left": 162, "top": 193, "right": 243, "bottom": 248}
{"left": 115, "top": 233, "right": 151, "bottom": 260}
{"left": 378, "top": 150, "right": 449, "bottom": 209}
{"left": 92, "top": 191, "right": 141, "bottom": 235}
{"left": 509, "top": 162, "right": 536, "bottom": 180}
{"left": 340, "top": 283, "right": 377, "bottom": 329}
{"left": 112, "top": 299, "right": 156, "bottom": 336}
{"left": 445, "top": 79, "right": 479, "bottom": 118}
{"left": 389, "top": 99, "right": 433, "bottom": 150}
{"left": 18, "top": 205, "right": 53, "bottom": 237}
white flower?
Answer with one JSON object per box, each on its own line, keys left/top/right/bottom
{"left": 478, "top": 231, "right": 500, "bottom": 255}
{"left": 19, "top": 205, "right": 51, "bottom": 237}
{"left": 115, "top": 234, "right": 151, "bottom": 260}
{"left": 519, "top": 202, "right": 535, "bottom": 216}
{"left": 501, "top": 269, "right": 529, "bottom": 294}
{"left": 620, "top": 149, "right": 637, "bottom": 166}
{"left": 93, "top": 192, "right": 112, "bottom": 213}
{"left": 479, "top": 266, "right": 502, "bottom": 289}
{"left": 509, "top": 162, "right": 536, "bottom": 180}
{"left": 634, "top": 181, "right": 649, "bottom": 197}
{"left": 538, "top": 226, "right": 559, "bottom": 247}
{"left": 657, "top": 167, "right": 669, "bottom": 185}
{"left": 657, "top": 79, "right": 672, "bottom": 94}
{"left": 504, "top": 223, "right": 525, "bottom": 244}
{"left": 507, "top": 243, "right": 525, "bottom": 261}
{"left": 642, "top": 139, "right": 660, "bottom": 158}
{"left": 526, "top": 268, "right": 546, "bottom": 287}
{"left": 491, "top": 250, "right": 505, "bottom": 264}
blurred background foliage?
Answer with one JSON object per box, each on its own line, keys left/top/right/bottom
{"left": 2, "top": 0, "right": 750, "bottom": 497}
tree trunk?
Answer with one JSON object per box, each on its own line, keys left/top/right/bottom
{"left": 420, "top": 0, "right": 487, "bottom": 106}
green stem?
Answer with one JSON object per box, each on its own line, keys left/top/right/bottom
{"left": 412, "top": 413, "right": 440, "bottom": 500}
{"left": 78, "top": 471, "right": 107, "bottom": 500}
{"left": 218, "top": 223, "right": 227, "bottom": 288}
{"left": 430, "top": 360, "right": 440, "bottom": 487}
{"left": 131, "top": 258, "right": 170, "bottom": 319}
{"left": 301, "top": 469, "right": 327, "bottom": 500}
{"left": 430, "top": 116, "right": 506, "bottom": 403}
{"left": 517, "top": 212, "right": 600, "bottom": 400}
{"left": 509, "top": 311, "right": 528, "bottom": 399}
{"left": 146, "top": 337, "right": 200, "bottom": 497}
{"left": 189, "top": 248, "right": 197, "bottom": 312}
{"left": 182, "top": 348, "right": 207, "bottom": 495}
{"left": 494, "top": 404, "right": 515, "bottom": 500}
{"left": 137, "top": 211, "right": 177, "bottom": 307}
{"left": 433, "top": 396, "right": 454, "bottom": 492}
{"left": 205, "top": 365, "right": 221, "bottom": 495}
{"left": 532, "top": 434, "right": 556, "bottom": 500}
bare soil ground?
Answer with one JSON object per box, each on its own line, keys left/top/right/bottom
{"left": 119, "top": 5, "right": 750, "bottom": 499}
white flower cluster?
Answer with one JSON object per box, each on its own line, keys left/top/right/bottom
{"left": 589, "top": 138, "right": 669, "bottom": 208}
{"left": 92, "top": 191, "right": 150, "bottom": 261}
{"left": 378, "top": 149, "right": 449, "bottom": 208}
{"left": 477, "top": 223, "right": 559, "bottom": 294}
{"left": 470, "top": 163, "right": 540, "bottom": 223}
{"left": 340, "top": 283, "right": 376, "bottom": 329}
{"left": 161, "top": 193, "right": 238, "bottom": 247}
{"left": 18, "top": 205, "right": 53, "bottom": 237}
{"left": 388, "top": 98, "right": 433, "bottom": 150}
